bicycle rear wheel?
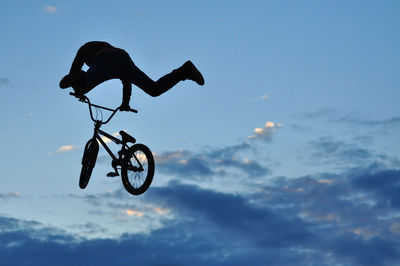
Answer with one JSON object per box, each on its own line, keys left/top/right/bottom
{"left": 121, "top": 144, "right": 154, "bottom": 195}
{"left": 79, "top": 138, "right": 99, "bottom": 189}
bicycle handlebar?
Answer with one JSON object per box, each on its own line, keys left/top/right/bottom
{"left": 69, "top": 92, "right": 138, "bottom": 124}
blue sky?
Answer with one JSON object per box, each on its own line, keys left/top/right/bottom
{"left": 0, "top": 0, "right": 399, "bottom": 265}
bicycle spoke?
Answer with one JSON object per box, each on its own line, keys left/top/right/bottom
{"left": 128, "top": 150, "right": 149, "bottom": 188}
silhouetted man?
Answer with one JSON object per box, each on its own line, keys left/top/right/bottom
{"left": 60, "top": 41, "right": 204, "bottom": 111}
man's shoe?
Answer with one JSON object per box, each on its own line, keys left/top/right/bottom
{"left": 184, "top": 61, "right": 205, "bottom": 86}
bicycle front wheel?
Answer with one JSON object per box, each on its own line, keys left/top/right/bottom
{"left": 121, "top": 144, "right": 155, "bottom": 195}
{"left": 79, "top": 138, "right": 99, "bottom": 189}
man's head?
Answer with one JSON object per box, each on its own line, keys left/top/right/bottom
{"left": 59, "top": 70, "right": 86, "bottom": 91}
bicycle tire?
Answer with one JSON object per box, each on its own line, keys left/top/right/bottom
{"left": 121, "top": 144, "right": 155, "bottom": 195}
{"left": 79, "top": 138, "right": 99, "bottom": 189}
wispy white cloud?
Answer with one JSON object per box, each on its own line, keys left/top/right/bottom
{"left": 249, "top": 121, "right": 283, "bottom": 140}
{"left": 56, "top": 145, "right": 78, "bottom": 153}
{"left": 261, "top": 94, "right": 269, "bottom": 100}
{"left": 44, "top": 5, "right": 57, "bottom": 13}
{"left": 251, "top": 94, "right": 270, "bottom": 101}
{"left": 154, "top": 207, "right": 169, "bottom": 215}
{"left": 124, "top": 209, "right": 144, "bottom": 217}
{"left": 318, "top": 179, "right": 334, "bottom": 184}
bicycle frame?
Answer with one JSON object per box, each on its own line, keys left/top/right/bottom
{"left": 94, "top": 127, "right": 125, "bottom": 163}
{"left": 70, "top": 92, "right": 142, "bottom": 172}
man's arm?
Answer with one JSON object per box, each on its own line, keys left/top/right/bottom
{"left": 120, "top": 81, "right": 132, "bottom": 111}
{"left": 69, "top": 46, "right": 85, "bottom": 74}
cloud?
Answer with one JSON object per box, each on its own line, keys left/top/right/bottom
{"left": 251, "top": 94, "right": 270, "bottom": 101}
{"left": 206, "top": 142, "right": 250, "bottom": 159}
{"left": 154, "top": 207, "right": 169, "bottom": 215}
{"left": 299, "top": 108, "right": 400, "bottom": 127}
{"left": 351, "top": 166, "right": 400, "bottom": 209}
{"left": 345, "top": 116, "right": 400, "bottom": 127}
{"left": 0, "top": 192, "right": 20, "bottom": 200}
{"left": 4, "top": 162, "right": 400, "bottom": 266}
{"left": 68, "top": 223, "right": 109, "bottom": 236}
{"left": 311, "top": 137, "right": 372, "bottom": 161}
{"left": 0, "top": 215, "right": 229, "bottom": 266}
{"left": 124, "top": 209, "right": 144, "bottom": 217}
{"left": 310, "top": 137, "right": 372, "bottom": 166}
{"left": 148, "top": 181, "right": 313, "bottom": 249}
{"left": 153, "top": 121, "right": 282, "bottom": 179}
{"left": 261, "top": 94, "right": 269, "bottom": 100}
{"left": 56, "top": 145, "right": 78, "bottom": 153}
{"left": 249, "top": 121, "right": 283, "bottom": 140}
{"left": 156, "top": 153, "right": 214, "bottom": 177}
{"left": 44, "top": 5, "right": 57, "bottom": 13}
{"left": 215, "top": 157, "right": 270, "bottom": 177}
{"left": 299, "top": 108, "right": 337, "bottom": 119}
{"left": 3, "top": 159, "right": 400, "bottom": 265}
{"left": 155, "top": 142, "right": 269, "bottom": 179}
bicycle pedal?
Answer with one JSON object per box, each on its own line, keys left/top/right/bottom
{"left": 106, "top": 172, "right": 119, "bottom": 177}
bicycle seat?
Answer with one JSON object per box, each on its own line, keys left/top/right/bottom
{"left": 120, "top": 131, "right": 136, "bottom": 144}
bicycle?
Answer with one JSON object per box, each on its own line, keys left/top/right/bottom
{"left": 70, "top": 92, "right": 155, "bottom": 195}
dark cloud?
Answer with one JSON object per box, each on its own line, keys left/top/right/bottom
{"left": 247, "top": 164, "right": 400, "bottom": 265}
{"left": 206, "top": 142, "right": 251, "bottom": 159}
{"left": 155, "top": 141, "right": 269, "bottom": 179}
{"left": 326, "top": 235, "right": 400, "bottom": 266}
{"left": 216, "top": 157, "right": 270, "bottom": 177}
{"left": 351, "top": 167, "right": 400, "bottom": 208}
{"left": 299, "top": 108, "right": 400, "bottom": 127}
{"left": 310, "top": 137, "right": 371, "bottom": 163}
{"left": 0, "top": 216, "right": 41, "bottom": 232}
{"left": 0, "top": 214, "right": 309, "bottom": 266}
{"left": 341, "top": 116, "right": 400, "bottom": 127}
{"left": 69, "top": 223, "right": 109, "bottom": 235}
{"left": 157, "top": 154, "right": 214, "bottom": 177}
{"left": 148, "top": 181, "right": 313, "bottom": 248}
{"left": 3, "top": 163, "right": 400, "bottom": 265}
{"left": 298, "top": 108, "right": 337, "bottom": 120}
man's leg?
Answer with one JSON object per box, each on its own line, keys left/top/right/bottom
{"left": 130, "top": 61, "right": 204, "bottom": 97}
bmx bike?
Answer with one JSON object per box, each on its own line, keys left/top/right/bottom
{"left": 70, "top": 92, "right": 155, "bottom": 195}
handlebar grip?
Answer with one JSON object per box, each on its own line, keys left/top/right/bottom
{"left": 130, "top": 108, "right": 138, "bottom": 113}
